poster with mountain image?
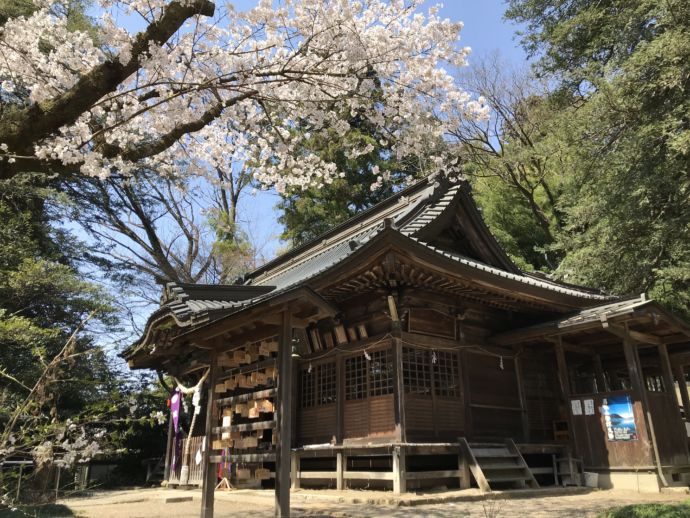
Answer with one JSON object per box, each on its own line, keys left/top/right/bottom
{"left": 601, "top": 395, "right": 637, "bottom": 441}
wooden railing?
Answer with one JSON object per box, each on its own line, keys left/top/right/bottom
{"left": 167, "top": 435, "right": 204, "bottom": 486}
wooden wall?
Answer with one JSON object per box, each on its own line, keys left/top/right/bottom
{"left": 299, "top": 405, "right": 336, "bottom": 444}
{"left": 465, "top": 350, "right": 524, "bottom": 440}
{"left": 568, "top": 391, "right": 654, "bottom": 468}
{"left": 343, "top": 395, "right": 396, "bottom": 440}
{"left": 521, "top": 350, "right": 562, "bottom": 441}
{"left": 647, "top": 392, "right": 689, "bottom": 466}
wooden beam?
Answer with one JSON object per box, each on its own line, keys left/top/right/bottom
{"left": 404, "top": 331, "right": 515, "bottom": 357}
{"left": 554, "top": 338, "right": 572, "bottom": 401}
{"left": 393, "top": 334, "right": 406, "bottom": 442}
{"left": 275, "top": 310, "right": 292, "bottom": 518}
{"left": 461, "top": 351, "right": 473, "bottom": 438}
{"left": 553, "top": 337, "right": 579, "bottom": 455}
{"left": 458, "top": 438, "right": 490, "bottom": 492}
{"left": 658, "top": 343, "right": 677, "bottom": 400}
{"left": 602, "top": 320, "right": 663, "bottom": 345}
{"left": 209, "top": 452, "right": 275, "bottom": 463}
{"left": 336, "top": 452, "right": 345, "bottom": 490}
{"left": 593, "top": 354, "right": 607, "bottom": 392}
{"left": 216, "top": 388, "right": 276, "bottom": 406}
{"left": 163, "top": 403, "right": 174, "bottom": 483}
{"left": 335, "top": 353, "right": 343, "bottom": 445}
{"left": 392, "top": 446, "right": 406, "bottom": 494}
{"left": 290, "top": 452, "right": 300, "bottom": 489}
{"left": 343, "top": 471, "right": 395, "bottom": 481}
{"left": 673, "top": 364, "right": 690, "bottom": 421}
{"left": 622, "top": 333, "right": 668, "bottom": 486}
{"left": 405, "top": 469, "right": 463, "bottom": 480}
{"left": 216, "top": 357, "right": 277, "bottom": 383}
{"left": 514, "top": 355, "right": 530, "bottom": 442}
{"left": 200, "top": 352, "right": 218, "bottom": 518}
{"left": 658, "top": 343, "right": 690, "bottom": 459}
{"left": 212, "top": 420, "right": 275, "bottom": 434}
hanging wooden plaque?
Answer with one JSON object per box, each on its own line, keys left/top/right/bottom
{"left": 254, "top": 468, "right": 270, "bottom": 480}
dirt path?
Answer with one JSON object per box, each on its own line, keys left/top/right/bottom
{"left": 59, "top": 487, "right": 690, "bottom": 517}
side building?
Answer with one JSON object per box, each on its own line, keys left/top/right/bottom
{"left": 125, "top": 177, "right": 690, "bottom": 496}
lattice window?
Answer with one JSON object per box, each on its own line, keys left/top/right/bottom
{"left": 345, "top": 355, "right": 367, "bottom": 400}
{"left": 403, "top": 347, "right": 431, "bottom": 395}
{"left": 301, "top": 361, "right": 337, "bottom": 407}
{"left": 434, "top": 350, "right": 460, "bottom": 397}
{"left": 317, "top": 362, "right": 337, "bottom": 404}
{"left": 646, "top": 374, "right": 665, "bottom": 393}
{"left": 369, "top": 349, "right": 394, "bottom": 396}
{"left": 301, "top": 366, "right": 316, "bottom": 408}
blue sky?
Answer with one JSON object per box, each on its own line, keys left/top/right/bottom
{"left": 242, "top": 1, "right": 529, "bottom": 262}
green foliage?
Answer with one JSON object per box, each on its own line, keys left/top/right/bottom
{"left": 470, "top": 174, "right": 551, "bottom": 271}
{"left": 501, "top": 0, "right": 690, "bottom": 314}
{"left": 0, "top": 175, "right": 113, "bottom": 412}
{"left": 0, "top": 0, "right": 35, "bottom": 25}
{"left": 599, "top": 500, "right": 690, "bottom": 518}
{"left": 0, "top": 173, "right": 167, "bottom": 499}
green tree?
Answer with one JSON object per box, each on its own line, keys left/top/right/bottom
{"left": 452, "top": 54, "right": 573, "bottom": 271}
{"left": 505, "top": 0, "right": 690, "bottom": 314}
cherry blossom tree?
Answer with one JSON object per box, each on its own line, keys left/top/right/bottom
{"left": 0, "top": 0, "right": 488, "bottom": 191}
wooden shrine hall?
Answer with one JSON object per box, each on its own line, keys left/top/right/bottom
{"left": 125, "top": 177, "right": 690, "bottom": 516}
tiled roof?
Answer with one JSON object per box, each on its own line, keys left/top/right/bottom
{"left": 151, "top": 283, "right": 276, "bottom": 328}
{"left": 127, "top": 177, "right": 614, "bottom": 360}
{"left": 490, "top": 296, "right": 690, "bottom": 345}
{"left": 410, "top": 238, "right": 609, "bottom": 301}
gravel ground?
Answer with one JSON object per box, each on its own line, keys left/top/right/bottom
{"left": 58, "top": 487, "right": 690, "bottom": 518}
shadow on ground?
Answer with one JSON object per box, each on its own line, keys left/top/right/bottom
{"left": 0, "top": 504, "right": 75, "bottom": 517}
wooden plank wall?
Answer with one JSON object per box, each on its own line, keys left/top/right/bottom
{"left": 521, "top": 350, "right": 561, "bottom": 441}
{"left": 343, "top": 395, "right": 396, "bottom": 440}
{"left": 299, "top": 405, "right": 337, "bottom": 444}
{"left": 465, "top": 351, "right": 524, "bottom": 440}
{"left": 568, "top": 392, "right": 653, "bottom": 468}
{"left": 647, "top": 392, "right": 689, "bottom": 466}
{"left": 404, "top": 393, "right": 465, "bottom": 441}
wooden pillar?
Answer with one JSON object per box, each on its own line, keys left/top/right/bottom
{"left": 290, "top": 354, "right": 299, "bottom": 447}
{"left": 622, "top": 336, "right": 668, "bottom": 486}
{"left": 392, "top": 446, "right": 406, "bottom": 494}
{"left": 673, "top": 364, "right": 690, "bottom": 420}
{"left": 163, "top": 404, "right": 174, "bottom": 483}
{"left": 275, "top": 310, "right": 292, "bottom": 518}
{"left": 393, "top": 335, "right": 406, "bottom": 442}
{"left": 593, "top": 354, "right": 607, "bottom": 393}
{"left": 200, "top": 352, "right": 218, "bottom": 518}
{"left": 514, "top": 355, "right": 530, "bottom": 442}
{"left": 461, "top": 351, "right": 473, "bottom": 439}
{"left": 622, "top": 338, "right": 645, "bottom": 395}
{"left": 554, "top": 339, "right": 571, "bottom": 400}
{"left": 658, "top": 344, "right": 689, "bottom": 455}
{"left": 336, "top": 451, "right": 345, "bottom": 490}
{"left": 290, "top": 452, "right": 300, "bottom": 490}
{"left": 458, "top": 449, "right": 470, "bottom": 489}
{"left": 554, "top": 338, "right": 579, "bottom": 453}
{"left": 335, "top": 354, "right": 343, "bottom": 445}
{"left": 659, "top": 344, "right": 678, "bottom": 398}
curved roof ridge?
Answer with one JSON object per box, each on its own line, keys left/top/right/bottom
{"left": 248, "top": 177, "right": 437, "bottom": 284}
{"left": 409, "top": 236, "right": 612, "bottom": 301}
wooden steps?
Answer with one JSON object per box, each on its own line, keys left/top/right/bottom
{"left": 458, "top": 438, "right": 539, "bottom": 492}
